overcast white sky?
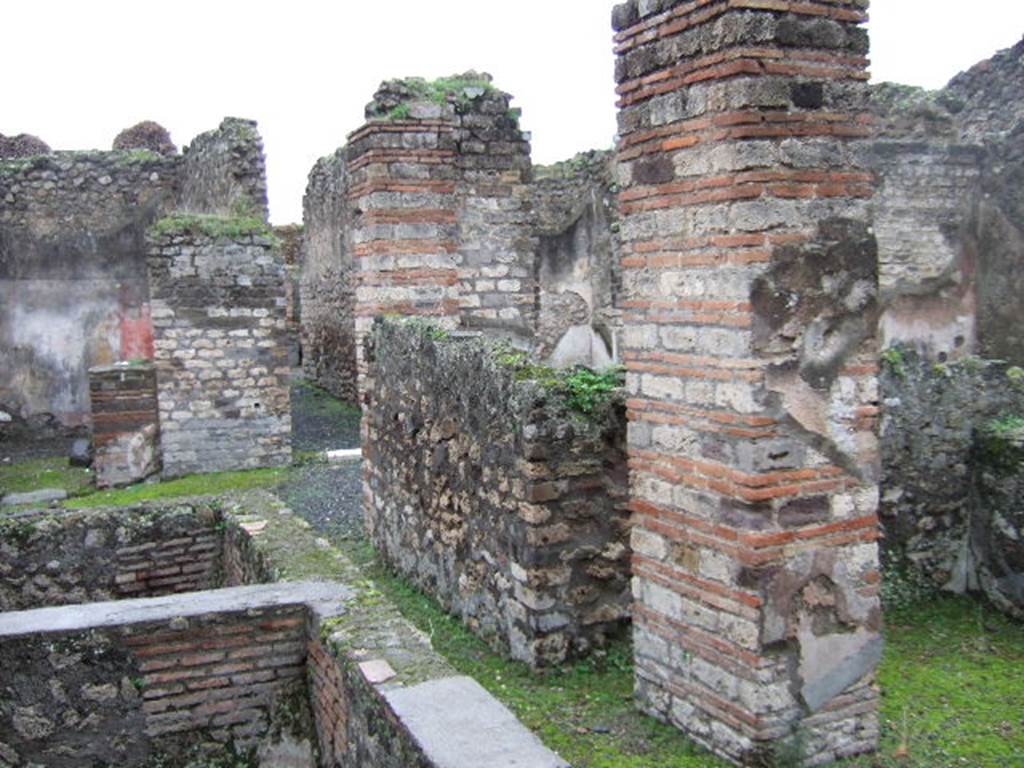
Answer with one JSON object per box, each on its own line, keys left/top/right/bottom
{"left": 5, "top": 1, "right": 1023, "bottom": 224}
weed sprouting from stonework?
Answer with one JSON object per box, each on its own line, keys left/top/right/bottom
{"left": 387, "top": 104, "right": 411, "bottom": 121}
{"left": 149, "top": 212, "right": 273, "bottom": 240}
{"left": 881, "top": 346, "right": 906, "bottom": 378}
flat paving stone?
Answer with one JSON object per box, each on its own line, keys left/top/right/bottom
{"left": 384, "top": 676, "right": 569, "bottom": 768}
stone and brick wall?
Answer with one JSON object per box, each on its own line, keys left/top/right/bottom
{"left": 0, "top": 151, "right": 177, "bottom": 431}
{"left": 148, "top": 225, "right": 291, "bottom": 476}
{"left": 301, "top": 75, "right": 537, "bottom": 404}
{"left": 613, "top": 1, "right": 882, "bottom": 764}
{"left": 868, "top": 37, "right": 1024, "bottom": 365}
{"left": 364, "top": 321, "right": 629, "bottom": 667}
{"left": 220, "top": 489, "right": 567, "bottom": 768}
{"left": 88, "top": 362, "right": 161, "bottom": 488}
{"left": 0, "top": 587, "right": 318, "bottom": 767}
{"left": 880, "top": 349, "right": 1024, "bottom": 615}
{"left": 0, "top": 502, "right": 221, "bottom": 612}
{"left": 177, "top": 117, "right": 269, "bottom": 220}
{"left": 300, "top": 149, "right": 359, "bottom": 402}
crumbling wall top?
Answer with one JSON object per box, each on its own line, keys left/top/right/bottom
{"left": 178, "top": 117, "right": 269, "bottom": 220}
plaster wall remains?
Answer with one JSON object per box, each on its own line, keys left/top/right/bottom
{"left": 868, "top": 37, "right": 1024, "bottom": 364}
{"left": 613, "top": 0, "right": 882, "bottom": 763}
{"left": 148, "top": 224, "right": 291, "bottom": 477}
{"left": 0, "top": 151, "right": 177, "bottom": 432}
{"left": 0, "top": 117, "right": 284, "bottom": 448}
{"left": 364, "top": 321, "right": 630, "bottom": 667}
{"left": 533, "top": 150, "right": 622, "bottom": 369}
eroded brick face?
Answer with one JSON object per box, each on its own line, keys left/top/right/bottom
{"left": 613, "top": 1, "right": 882, "bottom": 764}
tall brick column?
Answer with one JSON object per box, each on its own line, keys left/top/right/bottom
{"left": 345, "top": 104, "right": 462, "bottom": 401}
{"left": 347, "top": 75, "right": 535, "bottom": 404}
{"left": 613, "top": 1, "right": 882, "bottom": 765}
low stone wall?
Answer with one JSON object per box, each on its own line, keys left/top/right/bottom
{"left": 148, "top": 221, "right": 291, "bottom": 476}
{"left": 0, "top": 583, "right": 329, "bottom": 767}
{"left": 220, "top": 490, "right": 567, "bottom": 768}
{"left": 89, "top": 362, "right": 161, "bottom": 488}
{"left": 880, "top": 348, "right": 1024, "bottom": 614}
{"left": 0, "top": 501, "right": 221, "bottom": 612}
{"left": 364, "top": 321, "right": 630, "bottom": 667}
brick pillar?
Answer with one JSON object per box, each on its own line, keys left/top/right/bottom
{"left": 346, "top": 97, "right": 462, "bottom": 405}
{"left": 348, "top": 75, "right": 536, "bottom": 404}
{"left": 613, "top": 1, "right": 881, "bottom": 765}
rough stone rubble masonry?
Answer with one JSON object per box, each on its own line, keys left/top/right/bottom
{"left": 613, "top": 1, "right": 882, "bottom": 764}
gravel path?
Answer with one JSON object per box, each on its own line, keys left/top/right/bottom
{"left": 279, "top": 378, "right": 366, "bottom": 541}
{"left": 290, "top": 378, "right": 362, "bottom": 452}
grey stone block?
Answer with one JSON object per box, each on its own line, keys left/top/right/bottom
{"left": 383, "top": 676, "right": 569, "bottom": 768}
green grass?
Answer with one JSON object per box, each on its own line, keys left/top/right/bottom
{"left": 0, "top": 457, "right": 93, "bottom": 498}
{"left": 63, "top": 467, "right": 287, "bottom": 508}
{"left": 845, "top": 598, "right": 1024, "bottom": 768}
{"left": 342, "top": 540, "right": 1024, "bottom": 768}
{"left": 149, "top": 212, "right": 273, "bottom": 240}
{"left": 345, "top": 543, "right": 722, "bottom": 767}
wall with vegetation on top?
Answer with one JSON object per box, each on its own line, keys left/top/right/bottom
{"left": 364, "top": 319, "right": 630, "bottom": 667}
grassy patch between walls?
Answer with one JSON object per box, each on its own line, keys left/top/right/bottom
{"left": 0, "top": 457, "right": 93, "bottom": 498}
{"left": 342, "top": 541, "right": 1024, "bottom": 768}
{"left": 63, "top": 467, "right": 287, "bottom": 509}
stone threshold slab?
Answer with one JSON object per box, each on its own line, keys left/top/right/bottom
{"left": 384, "top": 676, "right": 570, "bottom": 768}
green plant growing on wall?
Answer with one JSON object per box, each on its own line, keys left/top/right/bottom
{"left": 492, "top": 343, "right": 625, "bottom": 416}
{"left": 1007, "top": 366, "right": 1024, "bottom": 388}
{"left": 149, "top": 212, "right": 273, "bottom": 240}
{"left": 985, "top": 413, "right": 1024, "bottom": 438}
{"left": 388, "top": 103, "right": 411, "bottom": 121}
{"left": 881, "top": 346, "right": 906, "bottom": 378}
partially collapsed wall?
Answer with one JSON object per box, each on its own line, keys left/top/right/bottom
{"left": 869, "top": 36, "right": 1024, "bottom": 363}
{"left": 364, "top": 321, "right": 630, "bottom": 667}
{"left": 300, "top": 149, "right": 358, "bottom": 402}
{"left": 0, "top": 118, "right": 282, "bottom": 442}
{"left": 869, "top": 38, "right": 1024, "bottom": 611}
{"left": 300, "top": 76, "right": 623, "bottom": 404}
{"left": 0, "top": 150, "right": 177, "bottom": 432}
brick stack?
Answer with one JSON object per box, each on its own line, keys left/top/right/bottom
{"left": 129, "top": 606, "right": 307, "bottom": 749}
{"left": 89, "top": 362, "right": 161, "bottom": 488}
{"left": 613, "top": 1, "right": 882, "bottom": 764}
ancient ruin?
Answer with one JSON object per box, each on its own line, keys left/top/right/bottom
{"left": 2, "top": 2, "right": 1023, "bottom": 767}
